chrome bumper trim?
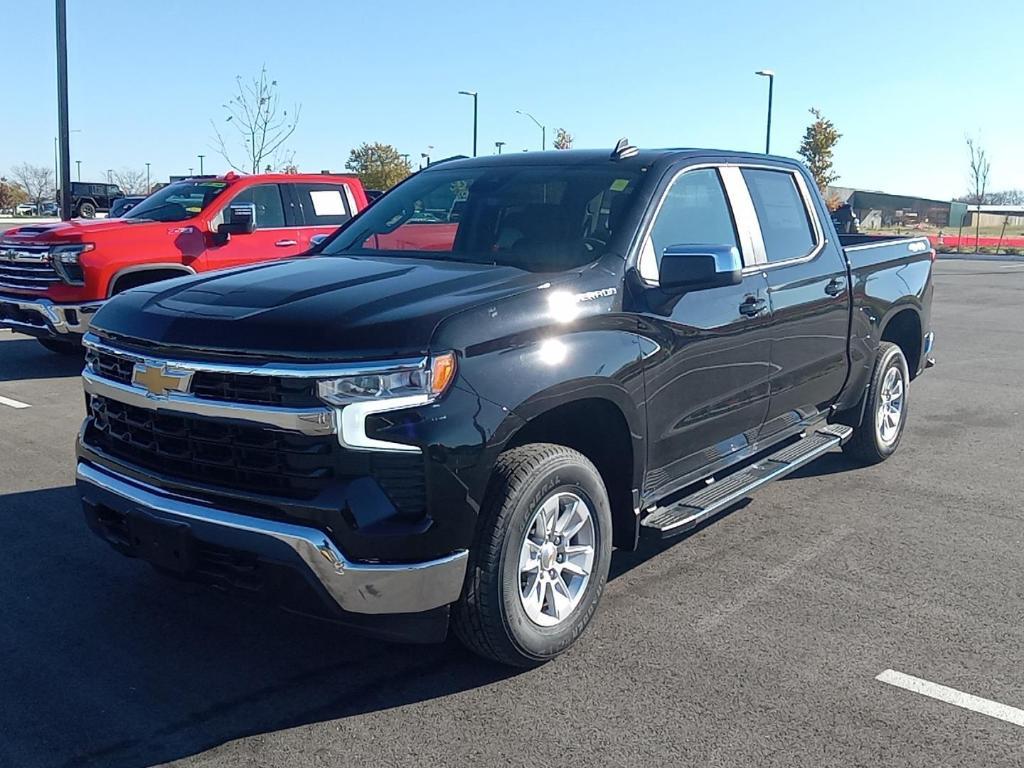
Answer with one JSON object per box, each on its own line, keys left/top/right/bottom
{"left": 82, "top": 369, "right": 338, "bottom": 437}
{"left": 0, "top": 296, "right": 103, "bottom": 335}
{"left": 77, "top": 462, "right": 468, "bottom": 615}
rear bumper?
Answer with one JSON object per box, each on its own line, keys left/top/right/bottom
{"left": 77, "top": 461, "right": 469, "bottom": 626}
{"left": 0, "top": 295, "right": 102, "bottom": 337}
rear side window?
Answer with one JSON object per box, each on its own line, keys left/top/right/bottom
{"left": 293, "top": 183, "right": 352, "bottom": 226}
{"left": 228, "top": 183, "right": 286, "bottom": 229}
{"left": 742, "top": 169, "right": 817, "bottom": 263}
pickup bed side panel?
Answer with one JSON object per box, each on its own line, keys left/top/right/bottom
{"left": 833, "top": 238, "right": 934, "bottom": 413}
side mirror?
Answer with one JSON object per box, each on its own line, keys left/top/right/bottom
{"left": 658, "top": 244, "right": 742, "bottom": 293}
{"left": 217, "top": 203, "right": 256, "bottom": 235}
{"left": 310, "top": 233, "right": 329, "bottom": 247}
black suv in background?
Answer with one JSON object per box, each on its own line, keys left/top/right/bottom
{"left": 63, "top": 181, "right": 125, "bottom": 218}
{"left": 77, "top": 143, "right": 935, "bottom": 666}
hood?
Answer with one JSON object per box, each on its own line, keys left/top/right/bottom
{"left": 90, "top": 254, "right": 566, "bottom": 360}
{"left": 1, "top": 217, "right": 173, "bottom": 242}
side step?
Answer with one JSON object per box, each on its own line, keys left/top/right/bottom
{"left": 640, "top": 424, "right": 853, "bottom": 539}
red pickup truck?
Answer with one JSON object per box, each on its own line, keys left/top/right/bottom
{"left": 0, "top": 172, "right": 368, "bottom": 353}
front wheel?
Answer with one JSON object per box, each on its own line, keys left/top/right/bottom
{"left": 452, "top": 443, "right": 613, "bottom": 667}
{"left": 77, "top": 201, "right": 96, "bottom": 219}
{"left": 842, "top": 341, "right": 909, "bottom": 464}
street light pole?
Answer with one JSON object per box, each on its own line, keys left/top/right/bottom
{"left": 515, "top": 110, "right": 546, "bottom": 151}
{"left": 458, "top": 91, "right": 478, "bottom": 157}
{"left": 56, "top": 0, "right": 72, "bottom": 220}
{"left": 75, "top": 160, "right": 81, "bottom": 181}
{"left": 145, "top": 162, "right": 150, "bottom": 192}
{"left": 755, "top": 69, "right": 775, "bottom": 154}
{"left": 198, "top": 154, "right": 205, "bottom": 174}
{"left": 495, "top": 141, "right": 505, "bottom": 155}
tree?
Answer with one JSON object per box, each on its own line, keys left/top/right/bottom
{"left": 345, "top": 143, "right": 412, "bottom": 190}
{"left": 9, "top": 163, "right": 55, "bottom": 211}
{"left": 986, "top": 189, "right": 1024, "bottom": 205}
{"left": 797, "top": 108, "right": 841, "bottom": 193}
{"left": 0, "top": 177, "right": 29, "bottom": 212}
{"left": 211, "top": 66, "right": 301, "bottom": 174}
{"left": 965, "top": 135, "right": 990, "bottom": 253}
{"left": 553, "top": 128, "right": 574, "bottom": 150}
{"left": 110, "top": 167, "right": 149, "bottom": 195}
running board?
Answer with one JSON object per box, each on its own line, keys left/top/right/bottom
{"left": 640, "top": 424, "right": 853, "bottom": 538}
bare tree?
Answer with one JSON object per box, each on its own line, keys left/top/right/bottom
{"left": 9, "top": 163, "right": 55, "bottom": 211}
{"left": 966, "top": 135, "right": 990, "bottom": 253}
{"left": 111, "top": 167, "right": 149, "bottom": 195}
{"left": 211, "top": 66, "right": 301, "bottom": 174}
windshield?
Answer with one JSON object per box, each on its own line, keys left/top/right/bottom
{"left": 321, "top": 164, "right": 643, "bottom": 272}
{"left": 123, "top": 180, "right": 231, "bottom": 222}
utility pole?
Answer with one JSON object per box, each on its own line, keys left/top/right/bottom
{"left": 56, "top": 0, "right": 72, "bottom": 220}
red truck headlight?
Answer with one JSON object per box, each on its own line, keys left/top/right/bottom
{"left": 48, "top": 243, "right": 93, "bottom": 285}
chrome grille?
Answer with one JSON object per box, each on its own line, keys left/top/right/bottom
{"left": 0, "top": 243, "right": 60, "bottom": 292}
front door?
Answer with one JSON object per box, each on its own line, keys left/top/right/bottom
{"left": 202, "top": 183, "right": 301, "bottom": 271}
{"left": 740, "top": 167, "right": 851, "bottom": 439}
{"left": 636, "top": 166, "right": 773, "bottom": 501}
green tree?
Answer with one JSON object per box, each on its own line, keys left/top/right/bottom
{"left": 345, "top": 143, "right": 412, "bottom": 190}
{"left": 797, "top": 108, "right": 841, "bottom": 193}
{"left": 553, "top": 128, "right": 574, "bottom": 150}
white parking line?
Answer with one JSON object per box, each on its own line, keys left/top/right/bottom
{"left": 877, "top": 669, "right": 1024, "bottom": 728}
{"left": 0, "top": 395, "right": 31, "bottom": 409}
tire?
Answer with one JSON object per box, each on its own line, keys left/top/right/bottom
{"left": 842, "top": 341, "right": 909, "bottom": 465}
{"left": 36, "top": 337, "right": 83, "bottom": 356}
{"left": 77, "top": 201, "right": 96, "bottom": 219}
{"left": 452, "top": 443, "right": 613, "bottom": 667}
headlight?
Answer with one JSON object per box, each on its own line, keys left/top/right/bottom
{"left": 316, "top": 352, "right": 457, "bottom": 406}
{"left": 49, "top": 243, "right": 94, "bottom": 285}
{"left": 49, "top": 243, "right": 94, "bottom": 264}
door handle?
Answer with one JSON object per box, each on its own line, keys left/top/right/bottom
{"left": 824, "top": 277, "right": 846, "bottom": 296}
{"left": 738, "top": 297, "right": 767, "bottom": 317}
{"left": 275, "top": 239, "right": 298, "bottom": 247}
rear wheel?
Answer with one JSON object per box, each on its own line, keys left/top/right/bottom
{"left": 842, "top": 341, "right": 909, "bottom": 464}
{"left": 36, "top": 337, "right": 83, "bottom": 356}
{"left": 452, "top": 443, "right": 613, "bottom": 667}
{"left": 77, "top": 201, "right": 96, "bottom": 219}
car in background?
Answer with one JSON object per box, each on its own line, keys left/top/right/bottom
{"left": 107, "top": 196, "right": 145, "bottom": 218}
{"left": 39, "top": 202, "right": 59, "bottom": 216}
{"left": 60, "top": 181, "right": 126, "bottom": 219}
{"left": 0, "top": 171, "right": 369, "bottom": 353}
{"left": 15, "top": 203, "right": 38, "bottom": 216}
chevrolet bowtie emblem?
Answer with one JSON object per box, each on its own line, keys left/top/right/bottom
{"left": 131, "top": 362, "right": 193, "bottom": 397}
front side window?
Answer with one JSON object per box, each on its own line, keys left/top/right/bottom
{"left": 222, "top": 183, "right": 286, "bottom": 229}
{"left": 321, "top": 164, "right": 643, "bottom": 273}
{"left": 123, "top": 180, "right": 230, "bottom": 222}
{"left": 640, "top": 168, "right": 738, "bottom": 281}
{"left": 742, "top": 168, "right": 817, "bottom": 263}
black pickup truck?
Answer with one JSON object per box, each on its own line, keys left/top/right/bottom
{"left": 76, "top": 143, "right": 935, "bottom": 666}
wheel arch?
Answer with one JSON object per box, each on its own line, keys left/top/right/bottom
{"left": 107, "top": 264, "right": 196, "bottom": 296}
{"left": 878, "top": 305, "right": 923, "bottom": 378}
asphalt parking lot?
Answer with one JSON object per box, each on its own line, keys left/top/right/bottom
{"left": 1, "top": 257, "right": 1022, "bottom": 767}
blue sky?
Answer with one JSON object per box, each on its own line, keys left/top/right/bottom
{"left": 4, "top": 0, "right": 1021, "bottom": 199}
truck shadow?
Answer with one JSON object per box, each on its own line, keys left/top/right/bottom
{"left": 2, "top": 485, "right": 755, "bottom": 768}
{"left": 0, "top": 335, "right": 84, "bottom": 382}
{"left": 0, "top": 485, "right": 516, "bottom": 768}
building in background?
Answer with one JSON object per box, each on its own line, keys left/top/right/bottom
{"left": 827, "top": 186, "right": 953, "bottom": 230}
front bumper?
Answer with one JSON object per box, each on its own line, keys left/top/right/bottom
{"left": 0, "top": 295, "right": 103, "bottom": 337}
{"left": 77, "top": 461, "right": 469, "bottom": 619}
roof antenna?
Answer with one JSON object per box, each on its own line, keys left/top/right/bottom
{"left": 610, "top": 137, "right": 639, "bottom": 160}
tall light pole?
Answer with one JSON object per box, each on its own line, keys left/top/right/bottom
{"left": 106, "top": 168, "right": 113, "bottom": 183}
{"left": 198, "top": 154, "right": 205, "bottom": 174}
{"left": 145, "top": 162, "right": 150, "bottom": 193}
{"left": 515, "top": 110, "right": 545, "bottom": 151}
{"left": 495, "top": 141, "right": 505, "bottom": 155}
{"left": 75, "top": 160, "right": 81, "bottom": 181}
{"left": 755, "top": 69, "right": 775, "bottom": 154}
{"left": 458, "top": 90, "right": 478, "bottom": 157}
{"left": 56, "top": 0, "right": 72, "bottom": 220}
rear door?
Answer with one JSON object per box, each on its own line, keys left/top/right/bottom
{"left": 201, "top": 182, "right": 300, "bottom": 271}
{"left": 636, "top": 164, "right": 773, "bottom": 499}
{"left": 741, "top": 166, "right": 851, "bottom": 439}
{"left": 287, "top": 182, "right": 356, "bottom": 250}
